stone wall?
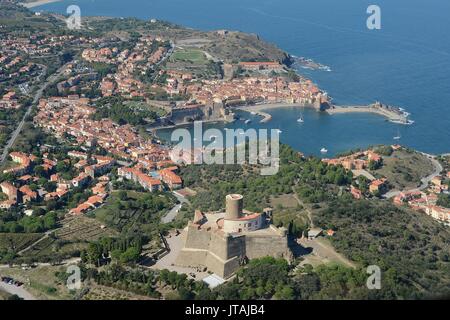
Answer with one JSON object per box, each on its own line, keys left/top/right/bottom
{"left": 170, "top": 102, "right": 225, "bottom": 124}
{"left": 245, "top": 233, "right": 292, "bottom": 261}
{"left": 183, "top": 224, "right": 211, "bottom": 250}
{"left": 175, "top": 224, "right": 292, "bottom": 279}
{"left": 175, "top": 249, "right": 208, "bottom": 267}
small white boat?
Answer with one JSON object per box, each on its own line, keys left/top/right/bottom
{"left": 297, "top": 117, "right": 304, "bottom": 123}
{"left": 320, "top": 148, "right": 328, "bottom": 153}
{"left": 393, "top": 129, "right": 401, "bottom": 140}
{"left": 276, "top": 129, "right": 282, "bottom": 133}
{"left": 245, "top": 119, "right": 251, "bottom": 124}
{"left": 250, "top": 111, "right": 256, "bottom": 115}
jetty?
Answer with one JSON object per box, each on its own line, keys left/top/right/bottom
{"left": 326, "top": 102, "right": 412, "bottom": 124}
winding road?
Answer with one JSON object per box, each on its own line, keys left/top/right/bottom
{"left": 384, "top": 152, "right": 443, "bottom": 199}
{"left": 161, "top": 191, "right": 190, "bottom": 223}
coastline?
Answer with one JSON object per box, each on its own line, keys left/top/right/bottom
{"left": 20, "top": 0, "right": 62, "bottom": 9}
{"left": 326, "top": 105, "right": 409, "bottom": 122}
{"left": 148, "top": 118, "right": 223, "bottom": 132}
{"left": 236, "top": 103, "right": 305, "bottom": 123}
{"left": 17, "top": 2, "right": 411, "bottom": 127}
{"left": 151, "top": 101, "right": 409, "bottom": 133}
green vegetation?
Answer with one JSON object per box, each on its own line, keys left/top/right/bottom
{"left": 92, "top": 190, "right": 175, "bottom": 237}
{"left": 92, "top": 96, "right": 159, "bottom": 126}
{"left": 0, "top": 264, "right": 76, "bottom": 300}
{"left": 0, "top": 233, "right": 42, "bottom": 261}
{"left": 166, "top": 47, "right": 222, "bottom": 79}
{"left": 212, "top": 257, "right": 382, "bottom": 300}
{"left": 180, "top": 144, "right": 449, "bottom": 299}
{"left": 0, "top": 211, "right": 58, "bottom": 233}
{"left": 0, "top": 107, "right": 27, "bottom": 149}
{"left": 170, "top": 49, "right": 209, "bottom": 64}
{"left": 90, "top": 62, "right": 117, "bottom": 78}
{"left": 81, "top": 236, "right": 144, "bottom": 267}
{"left": 437, "top": 194, "right": 450, "bottom": 208}
{"left": 180, "top": 145, "right": 351, "bottom": 213}
{"left": 371, "top": 149, "right": 434, "bottom": 190}
{"left": 314, "top": 197, "right": 450, "bottom": 299}
{"left": 203, "top": 31, "right": 290, "bottom": 65}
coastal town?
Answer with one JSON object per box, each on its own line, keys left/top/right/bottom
{"left": 323, "top": 146, "right": 450, "bottom": 225}
{"left": 0, "top": 1, "right": 449, "bottom": 302}
{"left": 1, "top": 93, "right": 184, "bottom": 214}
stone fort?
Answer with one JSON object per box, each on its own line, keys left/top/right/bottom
{"left": 175, "top": 194, "right": 293, "bottom": 278}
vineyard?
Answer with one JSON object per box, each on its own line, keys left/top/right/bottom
{"left": 0, "top": 233, "right": 43, "bottom": 253}
{"left": 56, "top": 216, "right": 117, "bottom": 241}
{"left": 16, "top": 216, "right": 117, "bottom": 263}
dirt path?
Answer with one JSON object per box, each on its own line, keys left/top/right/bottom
{"left": 299, "top": 237, "right": 356, "bottom": 268}
{"left": 292, "top": 188, "right": 314, "bottom": 228}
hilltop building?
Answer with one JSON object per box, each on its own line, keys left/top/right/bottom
{"left": 175, "top": 194, "right": 292, "bottom": 279}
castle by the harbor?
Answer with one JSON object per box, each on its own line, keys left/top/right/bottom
{"left": 175, "top": 194, "right": 293, "bottom": 278}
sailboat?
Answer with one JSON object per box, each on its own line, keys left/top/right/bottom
{"left": 297, "top": 110, "right": 304, "bottom": 123}
{"left": 320, "top": 147, "right": 328, "bottom": 154}
{"left": 393, "top": 129, "right": 401, "bottom": 140}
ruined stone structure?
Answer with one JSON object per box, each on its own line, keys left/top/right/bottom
{"left": 175, "top": 194, "right": 293, "bottom": 279}
{"left": 170, "top": 100, "right": 233, "bottom": 124}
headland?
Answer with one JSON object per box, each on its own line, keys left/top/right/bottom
{"left": 20, "top": 0, "right": 61, "bottom": 8}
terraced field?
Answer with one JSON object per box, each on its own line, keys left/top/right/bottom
{"left": 56, "top": 216, "right": 117, "bottom": 241}
{"left": 0, "top": 233, "right": 43, "bottom": 253}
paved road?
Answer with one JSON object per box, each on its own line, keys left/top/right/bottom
{"left": 161, "top": 191, "right": 189, "bottom": 223}
{"left": 0, "top": 281, "right": 36, "bottom": 300}
{"left": 384, "top": 152, "right": 443, "bottom": 199}
{"left": 0, "top": 63, "right": 70, "bottom": 165}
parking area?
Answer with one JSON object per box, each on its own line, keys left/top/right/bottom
{"left": 149, "top": 231, "right": 209, "bottom": 281}
{"left": 0, "top": 276, "right": 35, "bottom": 300}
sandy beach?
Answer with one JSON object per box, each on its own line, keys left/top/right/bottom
{"left": 236, "top": 103, "right": 304, "bottom": 123}
{"left": 21, "top": 0, "right": 62, "bottom": 9}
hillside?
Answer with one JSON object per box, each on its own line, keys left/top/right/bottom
{"left": 180, "top": 144, "right": 450, "bottom": 299}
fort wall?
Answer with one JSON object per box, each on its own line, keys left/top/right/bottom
{"left": 176, "top": 225, "right": 292, "bottom": 278}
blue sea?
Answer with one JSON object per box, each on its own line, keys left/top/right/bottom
{"left": 35, "top": 0, "right": 450, "bottom": 156}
